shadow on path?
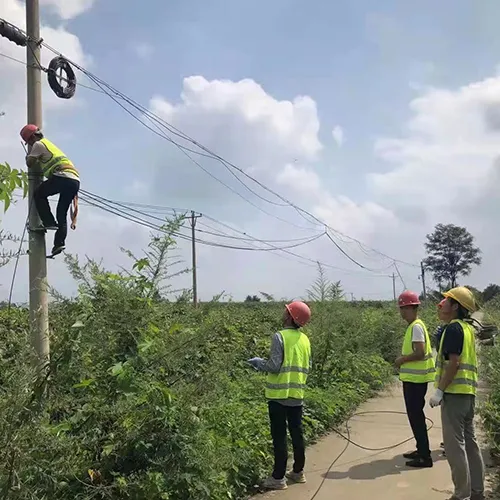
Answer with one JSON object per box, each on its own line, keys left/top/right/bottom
{"left": 324, "top": 450, "right": 447, "bottom": 481}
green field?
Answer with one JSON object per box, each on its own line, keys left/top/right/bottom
{"left": 0, "top": 256, "right": 498, "bottom": 499}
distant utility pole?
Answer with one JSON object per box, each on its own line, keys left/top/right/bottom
{"left": 392, "top": 273, "right": 396, "bottom": 301}
{"left": 190, "top": 211, "right": 201, "bottom": 307}
{"left": 420, "top": 261, "right": 427, "bottom": 301}
{"left": 26, "top": 0, "right": 50, "bottom": 379}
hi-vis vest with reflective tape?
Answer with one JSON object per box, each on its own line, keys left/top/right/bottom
{"left": 39, "top": 138, "right": 79, "bottom": 179}
{"left": 435, "top": 319, "right": 478, "bottom": 395}
{"left": 399, "top": 319, "right": 435, "bottom": 383}
{"left": 265, "top": 328, "right": 311, "bottom": 400}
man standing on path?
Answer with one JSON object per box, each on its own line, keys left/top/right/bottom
{"left": 429, "top": 286, "right": 485, "bottom": 500}
{"left": 21, "top": 124, "right": 80, "bottom": 257}
{"left": 395, "top": 291, "right": 435, "bottom": 468}
{"left": 248, "top": 301, "right": 312, "bottom": 491}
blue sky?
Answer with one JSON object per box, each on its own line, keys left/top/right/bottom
{"left": 1, "top": 0, "right": 500, "bottom": 301}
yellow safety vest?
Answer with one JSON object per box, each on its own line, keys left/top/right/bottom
{"left": 39, "top": 138, "right": 79, "bottom": 179}
{"left": 399, "top": 319, "right": 435, "bottom": 383}
{"left": 435, "top": 319, "right": 478, "bottom": 395}
{"left": 265, "top": 328, "right": 311, "bottom": 400}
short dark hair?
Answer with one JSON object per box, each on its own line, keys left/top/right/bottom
{"left": 450, "top": 298, "right": 470, "bottom": 319}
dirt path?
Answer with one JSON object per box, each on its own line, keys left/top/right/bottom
{"left": 251, "top": 384, "right": 489, "bottom": 500}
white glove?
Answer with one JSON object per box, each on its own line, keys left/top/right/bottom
{"left": 429, "top": 389, "right": 444, "bottom": 408}
{"left": 247, "top": 357, "right": 264, "bottom": 370}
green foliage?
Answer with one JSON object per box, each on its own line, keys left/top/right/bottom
{"left": 0, "top": 162, "right": 28, "bottom": 212}
{"left": 0, "top": 234, "right": 413, "bottom": 499}
{"left": 480, "top": 301, "right": 500, "bottom": 494}
{"left": 307, "top": 262, "right": 344, "bottom": 302}
{"left": 424, "top": 223, "right": 481, "bottom": 289}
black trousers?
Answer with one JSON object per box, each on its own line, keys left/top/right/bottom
{"left": 34, "top": 176, "right": 80, "bottom": 248}
{"left": 268, "top": 401, "right": 305, "bottom": 479}
{"left": 403, "top": 381, "right": 431, "bottom": 459}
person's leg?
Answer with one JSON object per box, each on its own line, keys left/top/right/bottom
{"left": 53, "top": 179, "right": 79, "bottom": 250}
{"left": 413, "top": 382, "right": 431, "bottom": 459}
{"left": 287, "top": 405, "right": 305, "bottom": 474}
{"left": 464, "top": 396, "right": 485, "bottom": 498}
{"left": 442, "top": 394, "right": 471, "bottom": 500}
{"left": 403, "top": 382, "right": 432, "bottom": 465}
{"left": 33, "top": 178, "right": 58, "bottom": 228}
{"left": 268, "top": 401, "right": 288, "bottom": 480}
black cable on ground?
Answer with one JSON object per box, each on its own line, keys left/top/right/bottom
{"left": 308, "top": 410, "right": 435, "bottom": 500}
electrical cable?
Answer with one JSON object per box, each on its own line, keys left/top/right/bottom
{"left": 37, "top": 40, "right": 421, "bottom": 268}
{"left": 308, "top": 410, "right": 435, "bottom": 500}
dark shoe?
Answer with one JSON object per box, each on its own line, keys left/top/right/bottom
{"left": 406, "top": 457, "right": 433, "bottom": 468}
{"left": 50, "top": 245, "right": 65, "bottom": 256}
{"left": 403, "top": 450, "right": 420, "bottom": 459}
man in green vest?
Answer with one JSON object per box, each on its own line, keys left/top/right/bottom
{"left": 395, "top": 290, "right": 435, "bottom": 468}
{"left": 430, "top": 286, "right": 485, "bottom": 500}
{"left": 21, "top": 124, "right": 80, "bottom": 257}
{"left": 248, "top": 300, "right": 312, "bottom": 490}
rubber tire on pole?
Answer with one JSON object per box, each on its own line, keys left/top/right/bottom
{"left": 47, "top": 56, "right": 77, "bottom": 99}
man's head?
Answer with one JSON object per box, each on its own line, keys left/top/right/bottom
{"left": 439, "top": 286, "right": 477, "bottom": 323}
{"left": 20, "top": 124, "right": 43, "bottom": 145}
{"left": 283, "top": 301, "right": 311, "bottom": 328}
{"left": 397, "top": 290, "right": 420, "bottom": 323}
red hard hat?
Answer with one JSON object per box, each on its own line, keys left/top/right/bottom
{"left": 398, "top": 290, "right": 420, "bottom": 307}
{"left": 20, "top": 124, "right": 39, "bottom": 142}
{"left": 285, "top": 301, "right": 311, "bottom": 327}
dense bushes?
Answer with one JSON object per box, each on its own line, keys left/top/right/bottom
{"left": 480, "top": 298, "right": 500, "bottom": 493}
{"left": 0, "top": 246, "right": 416, "bottom": 499}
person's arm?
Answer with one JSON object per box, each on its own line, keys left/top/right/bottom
{"left": 25, "top": 141, "right": 45, "bottom": 168}
{"left": 396, "top": 324, "right": 426, "bottom": 366}
{"left": 436, "top": 323, "right": 464, "bottom": 392}
{"left": 255, "top": 332, "right": 284, "bottom": 373}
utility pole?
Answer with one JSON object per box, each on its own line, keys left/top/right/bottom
{"left": 190, "top": 211, "right": 201, "bottom": 307}
{"left": 26, "top": 0, "right": 50, "bottom": 378}
{"left": 420, "top": 261, "right": 427, "bottom": 302}
{"left": 392, "top": 273, "right": 396, "bottom": 301}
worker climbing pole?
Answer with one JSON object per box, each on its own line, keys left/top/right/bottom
{"left": 21, "top": 124, "right": 80, "bottom": 258}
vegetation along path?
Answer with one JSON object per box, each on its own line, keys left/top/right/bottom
{"left": 253, "top": 384, "right": 493, "bottom": 500}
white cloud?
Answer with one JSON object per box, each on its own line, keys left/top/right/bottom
{"left": 332, "top": 125, "right": 344, "bottom": 147}
{"left": 132, "top": 42, "right": 154, "bottom": 61}
{"left": 40, "top": 0, "right": 96, "bottom": 20}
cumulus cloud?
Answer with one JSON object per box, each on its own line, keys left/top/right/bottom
{"left": 332, "top": 125, "right": 344, "bottom": 147}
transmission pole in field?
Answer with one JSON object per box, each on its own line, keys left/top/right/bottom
{"left": 26, "top": 0, "right": 50, "bottom": 378}
{"left": 190, "top": 211, "right": 201, "bottom": 307}
{"left": 420, "top": 261, "right": 427, "bottom": 301}
{"left": 392, "top": 273, "right": 396, "bottom": 301}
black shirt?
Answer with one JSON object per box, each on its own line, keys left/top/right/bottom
{"left": 440, "top": 322, "right": 464, "bottom": 360}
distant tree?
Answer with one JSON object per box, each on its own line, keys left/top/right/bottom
{"left": 423, "top": 223, "right": 481, "bottom": 289}
{"left": 245, "top": 295, "right": 261, "bottom": 302}
{"left": 307, "top": 263, "right": 344, "bottom": 302}
{"left": 483, "top": 284, "right": 500, "bottom": 303}
{"left": 259, "top": 291, "right": 275, "bottom": 302}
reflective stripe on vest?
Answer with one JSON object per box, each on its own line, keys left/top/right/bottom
{"left": 435, "top": 319, "right": 478, "bottom": 395}
{"left": 399, "top": 318, "right": 436, "bottom": 383}
{"left": 39, "top": 138, "right": 79, "bottom": 179}
{"left": 265, "top": 328, "right": 311, "bottom": 400}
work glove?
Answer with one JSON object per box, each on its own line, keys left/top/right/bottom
{"left": 429, "top": 389, "right": 444, "bottom": 408}
{"left": 247, "top": 357, "right": 264, "bottom": 370}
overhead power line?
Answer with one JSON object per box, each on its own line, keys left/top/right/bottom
{"left": 2, "top": 30, "right": 420, "bottom": 271}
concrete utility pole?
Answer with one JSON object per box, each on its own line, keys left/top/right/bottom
{"left": 420, "top": 261, "right": 427, "bottom": 302}
{"left": 26, "top": 0, "right": 50, "bottom": 377}
{"left": 392, "top": 273, "right": 396, "bottom": 301}
{"left": 190, "top": 211, "right": 201, "bottom": 307}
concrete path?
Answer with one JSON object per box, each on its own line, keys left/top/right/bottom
{"left": 252, "top": 385, "right": 490, "bottom": 500}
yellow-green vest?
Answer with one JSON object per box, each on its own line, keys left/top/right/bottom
{"left": 435, "top": 319, "right": 478, "bottom": 395}
{"left": 399, "top": 319, "right": 435, "bottom": 383}
{"left": 265, "top": 328, "right": 311, "bottom": 400}
{"left": 39, "top": 138, "right": 79, "bottom": 179}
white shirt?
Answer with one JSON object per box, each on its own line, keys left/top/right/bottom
{"left": 411, "top": 323, "right": 426, "bottom": 343}
{"left": 28, "top": 140, "right": 79, "bottom": 181}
